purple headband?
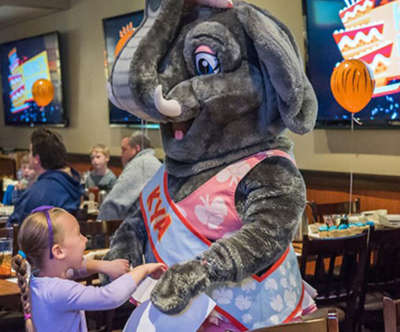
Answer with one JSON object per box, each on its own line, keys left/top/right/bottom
{"left": 31, "top": 206, "right": 55, "bottom": 259}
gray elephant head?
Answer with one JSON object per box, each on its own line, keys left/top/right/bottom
{"left": 108, "top": 0, "right": 317, "bottom": 174}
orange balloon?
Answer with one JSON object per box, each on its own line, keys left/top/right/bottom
{"left": 32, "top": 79, "right": 54, "bottom": 107}
{"left": 330, "top": 59, "right": 375, "bottom": 114}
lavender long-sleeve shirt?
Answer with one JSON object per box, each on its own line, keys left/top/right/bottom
{"left": 30, "top": 273, "right": 137, "bottom": 332}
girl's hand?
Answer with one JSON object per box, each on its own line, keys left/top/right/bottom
{"left": 130, "top": 263, "right": 167, "bottom": 284}
{"left": 103, "top": 259, "right": 130, "bottom": 280}
{"left": 185, "top": 0, "right": 233, "bottom": 8}
{"left": 147, "top": 263, "right": 167, "bottom": 280}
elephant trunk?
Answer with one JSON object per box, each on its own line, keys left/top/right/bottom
{"left": 108, "top": 0, "right": 185, "bottom": 122}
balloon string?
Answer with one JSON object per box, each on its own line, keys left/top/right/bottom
{"left": 141, "top": 119, "right": 145, "bottom": 178}
{"left": 353, "top": 117, "right": 362, "bottom": 126}
{"left": 349, "top": 113, "right": 355, "bottom": 215}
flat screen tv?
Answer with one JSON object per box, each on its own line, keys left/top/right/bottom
{"left": 103, "top": 11, "right": 158, "bottom": 129}
{"left": 303, "top": 0, "right": 400, "bottom": 128}
{"left": 0, "top": 31, "right": 67, "bottom": 127}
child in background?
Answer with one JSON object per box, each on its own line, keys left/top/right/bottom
{"left": 85, "top": 144, "right": 117, "bottom": 193}
{"left": 2, "top": 154, "right": 36, "bottom": 206}
{"left": 12, "top": 206, "right": 166, "bottom": 332}
{"left": 12, "top": 154, "right": 37, "bottom": 204}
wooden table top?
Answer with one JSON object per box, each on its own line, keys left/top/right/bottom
{"left": 0, "top": 279, "right": 19, "bottom": 296}
{"left": 0, "top": 278, "right": 20, "bottom": 310}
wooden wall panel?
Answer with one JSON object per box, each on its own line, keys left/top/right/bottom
{"left": 302, "top": 170, "right": 400, "bottom": 214}
{"left": 67, "top": 153, "right": 123, "bottom": 177}
{"left": 66, "top": 155, "right": 400, "bottom": 214}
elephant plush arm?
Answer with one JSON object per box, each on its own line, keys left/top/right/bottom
{"left": 103, "top": 203, "right": 147, "bottom": 268}
{"left": 151, "top": 156, "right": 306, "bottom": 313}
{"left": 203, "top": 157, "right": 305, "bottom": 281}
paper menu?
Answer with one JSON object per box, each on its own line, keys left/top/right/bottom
{"left": 125, "top": 277, "right": 216, "bottom": 332}
{"left": 131, "top": 276, "right": 157, "bottom": 303}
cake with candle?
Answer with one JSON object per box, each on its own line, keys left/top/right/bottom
{"left": 333, "top": 0, "right": 400, "bottom": 89}
{"left": 7, "top": 48, "right": 26, "bottom": 109}
{"left": 339, "top": 0, "right": 375, "bottom": 29}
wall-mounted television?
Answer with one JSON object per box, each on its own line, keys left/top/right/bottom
{"left": 303, "top": 0, "right": 400, "bottom": 128}
{"left": 0, "top": 31, "right": 67, "bottom": 127}
{"left": 103, "top": 11, "right": 158, "bottom": 129}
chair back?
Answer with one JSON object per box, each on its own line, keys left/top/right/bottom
{"left": 300, "top": 232, "right": 368, "bottom": 329}
{"left": 250, "top": 310, "right": 339, "bottom": 332}
{"left": 0, "top": 156, "right": 16, "bottom": 179}
{"left": 12, "top": 224, "right": 19, "bottom": 256}
{"left": 78, "top": 220, "right": 123, "bottom": 332}
{"left": 383, "top": 297, "right": 400, "bottom": 332}
{"left": 366, "top": 227, "right": 400, "bottom": 295}
{"left": 79, "top": 219, "right": 122, "bottom": 248}
{"left": 308, "top": 199, "right": 360, "bottom": 223}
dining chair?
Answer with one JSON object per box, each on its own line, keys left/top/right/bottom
{"left": 0, "top": 217, "right": 7, "bottom": 228}
{"left": 0, "top": 156, "right": 17, "bottom": 180}
{"left": 78, "top": 219, "right": 123, "bottom": 332}
{"left": 11, "top": 225, "right": 19, "bottom": 257}
{"left": 383, "top": 296, "right": 400, "bottom": 332}
{"left": 307, "top": 198, "right": 361, "bottom": 223}
{"left": 365, "top": 227, "right": 400, "bottom": 295}
{"left": 300, "top": 232, "right": 368, "bottom": 331}
{"left": 360, "top": 227, "right": 400, "bottom": 331}
{"left": 79, "top": 219, "right": 122, "bottom": 249}
{"left": 250, "top": 310, "right": 339, "bottom": 332}
{"left": 75, "top": 205, "right": 99, "bottom": 222}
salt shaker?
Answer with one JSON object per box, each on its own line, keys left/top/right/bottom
{"left": 98, "top": 190, "right": 107, "bottom": 205}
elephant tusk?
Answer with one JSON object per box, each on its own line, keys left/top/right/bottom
{"left": 154, "top": 85, "right": 182, "bottom": 117}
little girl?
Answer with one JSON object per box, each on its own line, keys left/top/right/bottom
{"left": 12, "top": 206, "right": 166, "bottom": 332}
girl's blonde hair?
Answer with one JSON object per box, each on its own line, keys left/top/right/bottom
{"left": 90, "top": 144, "right": 110, "bottom": 159}
{"left": 11, "top": 207, "right": 66, "bottom": 332}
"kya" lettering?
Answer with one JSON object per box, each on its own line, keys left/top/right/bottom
{"left": 146, "top": 186, "right": 171, "bottom": 241}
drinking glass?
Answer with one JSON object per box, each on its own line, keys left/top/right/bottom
{"left": 0, "top": 228, "right": 13, "bottom": 278}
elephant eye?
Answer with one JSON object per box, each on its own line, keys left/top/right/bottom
{"left": 194, "top": 48, "right": 221, "bottom": 76}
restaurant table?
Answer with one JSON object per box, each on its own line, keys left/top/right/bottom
{"left": 0, "top": 279, "right": 20, "bottom": 311}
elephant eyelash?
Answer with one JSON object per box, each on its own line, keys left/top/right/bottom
{"left": 194, "top": 51, "right": 221, "bottom": 76}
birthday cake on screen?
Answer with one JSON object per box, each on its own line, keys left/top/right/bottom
{"left": 8, "top": 48, "right": 27, "bottom": 110}
{"left": 333, "top": 0, "right": 400, "bottom": 96}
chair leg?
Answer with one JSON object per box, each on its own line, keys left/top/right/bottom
{"left": 383, "top": 297, "right": 397, "bottom": 332}
{"left": 105, "top": 309, "right": 115, "bottom": 332}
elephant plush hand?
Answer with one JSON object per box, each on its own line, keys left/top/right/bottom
{"left": 151, "top": 260, "right": 210, "bottom": 314}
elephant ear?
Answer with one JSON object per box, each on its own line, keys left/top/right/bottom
{"left": 235, "top": 2, "right": 317, "bottom": 134}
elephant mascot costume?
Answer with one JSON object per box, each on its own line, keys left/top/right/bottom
{"left": 106, "top": 0, "right": 318, "bottom": 330}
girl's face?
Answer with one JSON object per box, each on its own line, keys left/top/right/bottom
{"left": 57, "top": 213, "right": 87, "bottom": 269}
